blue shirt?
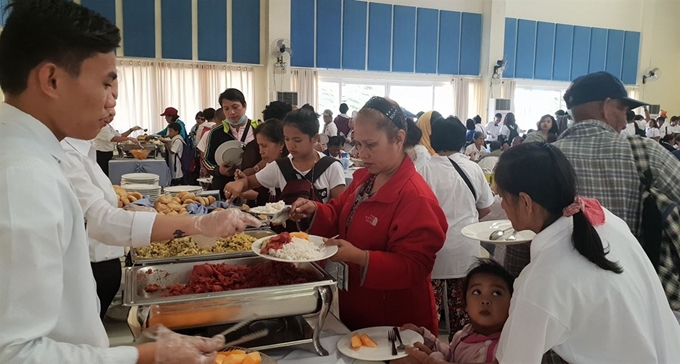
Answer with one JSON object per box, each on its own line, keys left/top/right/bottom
{"left": 156, "top": 119, "right": 187, "bottom": 140}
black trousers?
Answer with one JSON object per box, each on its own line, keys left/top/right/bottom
{"left": 96, "top": 151, "right": 114, "bottom": 176}
{"left": 91, "top": 258, "right": 122, "bottom": 320}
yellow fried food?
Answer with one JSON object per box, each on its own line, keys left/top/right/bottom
{"left": 136, "top": 233, "right": 257, "bottom": 258}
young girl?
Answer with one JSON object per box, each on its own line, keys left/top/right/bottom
{"left": 646, "top": 119, "right": 661, "bottom": 141}
{"left": 523, "top": 114, "right": 558, "bottom": 144}
{"left": 224, "top": 108, "right": 346, "bottom": 207}
{"left": 398, "top": 259, "right": 513, "bottom": 364}
{"left": 465, "top": 131, "right": 487, "bottom": 161}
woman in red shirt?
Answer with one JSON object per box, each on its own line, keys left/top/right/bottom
{"left": 291, "top": 97, "right": 447, "bottom": 334}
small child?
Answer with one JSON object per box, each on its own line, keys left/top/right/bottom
{"left": 166, "top": 122, "right": 185, "bottom": 185}
{"left": 324, "top": 136, "right": 344, "bottom": 159}
{"left": 400, "top": 259, "right": 514, "bottom": 364}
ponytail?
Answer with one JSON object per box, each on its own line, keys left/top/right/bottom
{"left": 572, "top": 210, "right": 623, "bottom": 274}
{"left": 404, "top": 118, "right": 423, "bottom": 149}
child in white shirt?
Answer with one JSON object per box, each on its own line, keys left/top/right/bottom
{"left": 167, "top": 122, "right": 185, "bottom": 184}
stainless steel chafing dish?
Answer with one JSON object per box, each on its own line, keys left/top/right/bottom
{"left": 123, "top": 256, "right": 336, "bottom": 356}
{"left": 129, "top": 229, "right": 275, "bottom": 266}
{"left": 116, "top": 143, "right": 160, "bottom": 159}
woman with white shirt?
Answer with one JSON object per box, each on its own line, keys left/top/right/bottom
{"left": 646, "top": 119, "right": 661, "bottom": 141}
{"left": 490, "top": 143, "right": 680, "bottom": 363}
{"left": 93, "top": 121, "right": 142, "bottom": 176}
{"left": 418, "top": 117, "right": 494, "bottom": 337}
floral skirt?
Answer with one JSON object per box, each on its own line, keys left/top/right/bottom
{"left": 432, "top": 278, "right": 469, "bottom": 340}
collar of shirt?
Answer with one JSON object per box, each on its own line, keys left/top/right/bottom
{"left": 0, "top": 103, "right": 66, "bottom": 163}
{"left": 529, "top": 216, "right": 572, "bottom": 261}
{"left": 62, "top": 137, "right": 95, "bottom": 159}
{"left": 558, "top": 119, "right": 616, "bottom": 140}
{"left": 352, "top": 155, "right": 418, "bottom": 204}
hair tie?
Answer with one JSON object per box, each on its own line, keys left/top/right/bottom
{"left": 563, "top": 196, "right": 584, "bottom": 217}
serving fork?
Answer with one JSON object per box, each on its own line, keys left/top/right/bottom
{"left": 388, "top": 329, "right": 398, "bottom": 356}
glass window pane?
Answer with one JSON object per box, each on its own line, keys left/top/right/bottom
{"left": 341, "top": 83, "right": 386, "bottom": 114}
{"left": 388, "top": 85, "right": 433, "bottom": 116}
{"left": 434, "top": 84, "right": 454, "bottom": 117}
{"left": 514, "top": 87, "right": 562, "bottom": 132}
{"left": 317, "top": 81, "right": 340, "bottom": 132}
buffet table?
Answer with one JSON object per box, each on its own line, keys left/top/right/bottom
{"left": 108, "top": 158, "right": 172, "bottom": 186}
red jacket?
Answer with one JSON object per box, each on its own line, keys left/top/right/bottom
{"left": 310, "top": 156, "right": 447, "bottom": 334}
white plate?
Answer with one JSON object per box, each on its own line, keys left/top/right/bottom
{"left": 163, "top": 185, "right": 203, "bottom": 195}
{"left": 121, "top": 173, "right": 159, "bottom": 180}
{"left": 122, "top": 184, "right": 161, "bottom": 191}
{"left": 337, "top": 327, "right": 424, "bottom": 361}
{"left": 461, "top": 220, "right": 536, "bottom": 244}
{"left": 249, "top": 203, "right": 288, "bottom": 215}
{"left": 251, "top": 234, "right": 338, "bottom": 263}
{"left": 215, "top": 140, "right": 244, "bottom": 167}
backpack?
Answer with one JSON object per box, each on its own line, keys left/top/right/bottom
{"left": 272, "top": 156, "right": 340, "bottom": 233}
{"left": 628, "top": 136, "right": 680, "bottom": 310}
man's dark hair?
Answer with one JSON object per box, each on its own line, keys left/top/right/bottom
{"left": 339, "top": 103, "right": 349, "bottom": 114}
{"left": 634, "top": 115, "right": 645, "bottom": 121}
{"left": 431, "top": 116, "right": 467, "bottom": 152}
{"left": 219, "top": 88, "right": 246, "bottom": 106}
{"left": 202, "top": 107, "right": 216, "bottom": 121}
{"left": 489, "top": 141, "right": 502, "bottom": 151}
{"left": 168, "top": 122, "right": 182, "bottom": 133}
{"left": 626, "top": 110, "right": 636, "bottom": 122}
{"left": 0, "top": 0, "right": 121, "bottom": 95}
{"left": 495, "top": 113, "right": 503, "bottom": 119}
{"left": 327, "top": 136, "right": 344, "bottom": 147}
{"left": 262, "top": 101, "right": 292, "bottom": 121}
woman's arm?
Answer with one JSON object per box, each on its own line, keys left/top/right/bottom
{"left": 121, "top": 126, "right": 142, "bottom": 137}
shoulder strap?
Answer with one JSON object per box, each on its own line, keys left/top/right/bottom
{"left": 275, "top": 157, "right": 299, "bottom": 182}
{"left": 240, "top": 121, "right": 252, "bottom": 143}
{"left": 448, "top": 157, "right": 477, "bottom": 200}
{"left": 306, "top": 156, "right": 340, "bottom": 184}
{"left": 627, "top": 136, "right": 654, "bottom": 190}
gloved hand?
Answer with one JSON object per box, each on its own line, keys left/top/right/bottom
{"left": 152, "top": 325, "right": 224, "bottom": 364}
{"left": 192, "top": 208, "right": 261, "bottom": 248}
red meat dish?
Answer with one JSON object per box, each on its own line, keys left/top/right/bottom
{"left": 146, "top": 261, "right": 319, "bottom": 297}
{"left": 260, "top": 232, "right": 291, "bottom": 254}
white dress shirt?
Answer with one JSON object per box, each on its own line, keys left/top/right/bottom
{"left": 92, "top": 123, "right": 119, "bottom": 152}
{"left": 485, "top": 122, "right": 502, "bottom": 141}
{"left": 0, "top": 104, "right": 138, "bottom": 363}
{"left": 411, "top": 144, "right": 432, "bottom": 171}
{"left": 417, "top": 153, "right": 494, "bottom": 279}
{"left": 169, "top": 135, "right": 185, "bottom": 179}
{"left": 646, "top": 127, "right": 661, "bottom": 138}
{"left": 323, "top": 122, "right": 338, "bottom": 137}
{"left": 496, "top": 208, "right": 680, "bottom": 364}
{"left": 61, "top": 138, "right": 156, "bottom": 263}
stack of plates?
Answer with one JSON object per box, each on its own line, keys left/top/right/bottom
{"left": 121, "top": 173, "right": 160, "bottom": 186}
{"left": 163, "top": 185, "right": 203, "bottom": 196}
{"left": 123, "top": 184, "right": 162, "bottom": 202}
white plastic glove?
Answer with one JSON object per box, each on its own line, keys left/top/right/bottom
{"left": 192, "top": 208, "right": 261, "bottom": 249}
{"left": 152, "top": 325, "right": 225, "bottom": 364}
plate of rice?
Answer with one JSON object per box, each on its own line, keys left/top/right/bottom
{"left": 251, "top": 232, "right": 338, "bottom": 263}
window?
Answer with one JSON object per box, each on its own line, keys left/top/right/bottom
{"left": 513, "top": 87, "right": 567, "bottom": 132}
{"left": 387, "top": 85, "right": 433, "bottom": 116}
{"left": 318, "top": 81, "right": 340, "bottom": 117}
{"left": 342, "top": 83, "right": 386, "bottom": 114}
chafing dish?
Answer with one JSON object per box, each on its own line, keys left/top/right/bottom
{"left": 116, "top": 143, "right": 160, "bottom": 159}
{"left": 129, "top": 229, "right": 275, "bottom": 266}
{"left": 124, "top": 256, "right": 335, "bottom": 355}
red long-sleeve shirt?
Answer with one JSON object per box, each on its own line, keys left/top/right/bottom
{"left": 310, "top": 156, "right": 447, "bottom": 334}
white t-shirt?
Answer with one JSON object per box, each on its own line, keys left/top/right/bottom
{"left": 323, "top": 122, "right": 338, "bottom": 137}
{"left": 254, "top": 151, "right": 345, "bottom": 203}
{"left": 92, "top": 123, "right": 119, "bottom": 152}
{"left": 169, "top": 135, "right": 184, "bottom": 179}
{"left": 465, "top": 143, "right": 487, "bottom": 161}
{"left": 620, "top": 122, "right": 637, "bottom": 137}
{"left": 417, "top": 153, "right": 494, "bottom": 279}
{"left": 496, "top": 209, "right": 680, "bottom": 363}
{"left": 660, "top": 124, "right": 680, "bottom": 137}
{"left": 485, "top": 122, "right": 502, "bottom": 141}
{"left": 411, "top": 144, "right": 431, "bottom": 171}
{"left": 646, "top": 127, "right": 660, "bottom": 138}
{"left": 474, "top": 123, "right": 485, "bottom": 136}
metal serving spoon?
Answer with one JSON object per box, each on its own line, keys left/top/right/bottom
{"left": 489, "top": 227, "right": 514, "bottom": 241}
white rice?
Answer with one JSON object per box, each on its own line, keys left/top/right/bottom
{"left": 268, "top": 237, "right": 324, "bottom": 260}
{"left": 250, "top": 201, "right": 286, "bottom": 214}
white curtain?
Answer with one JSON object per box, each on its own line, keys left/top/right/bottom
{"left": 467, "top": 78, "right": 485, "bottom": 120}
{"left": 452, "top": 78, "right": 468, "bottom": 119}
{"left": 115, "top": 59, "right": 254, "bottom": 134}
{"left": 501, "top": 79, "right": 516, "bottom": 111}
{"left": 290, "top": 68, "right": 318, "bottom": 108}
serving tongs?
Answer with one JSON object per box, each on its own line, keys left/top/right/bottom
{"left": 214, "top": 314, "right": 269, "bottom": 351}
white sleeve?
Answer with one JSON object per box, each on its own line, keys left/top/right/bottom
{"left": 472, "top": 165, "right": 494, "bottom": 209}
{"left": 465, "top": 144, "right": 475, "bottom": 156}
{"left": 255, "top": 161, "right": 284, "bottom": 189}
{"left": 197, "top": 132, "right": 210, "bottom": 152}
{"left": 63, "top": 151, "right": 155, "bottom": 248}
{"left": 496, "top": 298, "right": 569, "bottom": 364}
{"left": 95, "top": 125, "right": 115, "bottom": 143}
{"left": 321, "top": 161, "right": 346, "bottom": 190}
{"left": 170, "top": 139, "right": 182, "bottom": 154}
{"left": 500, "top": 126, "right": 510, "bottom": 137}
{"left": 0, "top": 162, "right": 139, "bottom": 364}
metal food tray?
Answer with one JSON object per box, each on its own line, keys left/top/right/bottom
{"left": 123, "top": 256, "right": 336, "bottom": 324}
{"left": 130, "top": 229, "right": 275, "bottom": 266}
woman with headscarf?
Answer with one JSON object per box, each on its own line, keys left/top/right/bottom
{"left": 411, "top": 111, "right": 442, "bottom": 170}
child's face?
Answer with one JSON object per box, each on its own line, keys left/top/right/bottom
{"left": 466, "top": 273, "right": 511, "bottom": 335}
{"left": 284, "top": 124, "right": 316, "bottom": 159}
{"left": 328, "top": 145, "right": 341, "bottom": 157}
{"left": 168, "top": 128, "right": 179, "bottom": 137}
{"left": 474, "top": 137, "right": 484, "bottom": 147}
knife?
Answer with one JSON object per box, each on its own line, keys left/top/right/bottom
{"left": 393, "top": 326, "right": 405, "bottom": 350}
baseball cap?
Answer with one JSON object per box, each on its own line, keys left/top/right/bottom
{"left": 563, "top": 72, "right": 648, "bottom": 110}
{"left": 322, "top": 109, "right": 333, "bottom": 117}
{"left": 160, "top": 107, "right": 179, "bottom": 117}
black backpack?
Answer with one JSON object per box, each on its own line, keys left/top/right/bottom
{"left": 275, "top": 156, "right": 339, "bottom": 203}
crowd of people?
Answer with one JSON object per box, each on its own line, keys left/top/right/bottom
{"left": 1, "top": 1, "right": 680, "bottom": 364}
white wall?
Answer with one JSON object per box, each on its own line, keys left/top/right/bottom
{"left": 505, "top": 0, "right": 644, "bottom": 31}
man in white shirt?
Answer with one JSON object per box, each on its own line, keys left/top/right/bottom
{"left": 660, "top": 116, "right": 680, "bottom": 138}
{"left": 417, "top": 116, "right": 494, "bottom": 334}
{"left": 322, "top": 109, "right": 338, "bottom": 137}
{"left": 485, "top": 113, "right": 503, "bottom": 141}
{"left": 93, "top": 122, "right": 141, "bottom": 175}
{"left": 0, "top": 1, "right": 224, "bottom": 363}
